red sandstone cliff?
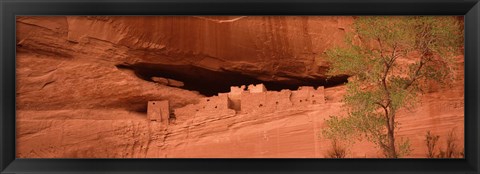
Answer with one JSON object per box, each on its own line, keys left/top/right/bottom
{"left": 15, "top": 16, "right": 464, "bottom": 158}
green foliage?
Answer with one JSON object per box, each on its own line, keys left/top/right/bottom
{"left": 323, "top": 16, "right": 463, "bottom": 158}
{"left": 443, "top": 129, "right": 459, "bottom": 158}
{"left": 426, "top": 129, "right": 462, "bottom": 158}
{"left": 326, "top": 139, "right": 348, "bottom": 158}
{"left": 425, "top": 131, "right": 440, "bottom": 158}
{"left": 396, "top": 137, "right": 412, "bottom": 157}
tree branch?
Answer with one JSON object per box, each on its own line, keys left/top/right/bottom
{"left": 375, "top": 102, "right": 389, "bottom": 118}
{"left": 404, "top": 23, "right": 435, "bottom": 90}
{"left": 377, "top": 38, "right": 388, "bottom": 66}
{"left": 404, "top": 55, "right": 427, "bottom": 89}
{"left": 388, "top": 43, "right": 399, "bottom": 66}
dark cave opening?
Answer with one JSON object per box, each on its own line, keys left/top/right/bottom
{"left": 116, "top": 63, "right": 349, "bottom": 96}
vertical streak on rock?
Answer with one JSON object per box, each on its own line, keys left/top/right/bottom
{"left": 302, "top": 17, "right": 315, "bottom": 71}
{"left": 276, "top": 110, "right": 280, "bottom": 158}
{"left": 312, "top": 111, "right": 320, "bottom": 157}
{"left": 59, "top": 120, "right": 66, "bottom": 157}
{"left": 214, "top": 23, "right": 219, "bottom": 59}
{"left": 183, "top": 113, "right": 196, "bottom": 157}
{"left": 145, "top": 121, "right": 152, "bottom": 158}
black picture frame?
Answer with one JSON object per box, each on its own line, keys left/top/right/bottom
{"left": 1, "top": 0, "right": 479, "bottom": 173}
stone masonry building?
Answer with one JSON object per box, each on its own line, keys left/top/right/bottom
{"left": 149, "top": 84, "right": 325, "bottom": 123}
{"left": 147, "top": 100, "right": 170, "bottom": 123}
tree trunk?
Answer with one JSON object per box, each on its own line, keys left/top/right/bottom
{"left": 383, "top": 107, "right": 397, "bottom": 158}
{"left": 387, "top": 126, "right": 397, "bottom": 158}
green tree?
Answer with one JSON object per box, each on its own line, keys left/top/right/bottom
{"left": 322, "top": 16, "right": 463, "bottom": 158}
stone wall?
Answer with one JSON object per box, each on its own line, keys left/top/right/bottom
{"left": 227, "top": 85, "right": 245, "bottom": 111}
{"left": 173, "top": 93, "right": 236, "bottom": 122}
{"left": 170, "top": 84, "right": 325, "bottom": 123}
{"left": 147, "top": 100, "right": 169, "bottom": 123}
{"left": 248, "top": 84, "right": 267, "bottom": 93}
{"left": 311, "top": 86, "right": 325, "bottom": 105}
{"left": 266, "top": 90, "right": 294, "bottom": 111}
{"left": 291, "top": 86, "right": 325, "bottom": 106}
{"left": 241, "top": 92, "right": 268, "bottom": 114}
{"left": 196, "top": 93, "right": 235, "bottom": 117}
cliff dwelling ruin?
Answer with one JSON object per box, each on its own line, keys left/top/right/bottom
{"left": 15, "top": 16, "right": 464, "bottom": 159}
{"left": 147, "top": 83, "right": 325, "bottom": 124}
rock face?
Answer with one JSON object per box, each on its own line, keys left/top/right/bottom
{"left": 16, "top": 16, "right": 464, "bottom": 158}
{"left": 151, "top": 77, "right": 185, "bottom": 87}
{"left": 16, "top": 16, "right": 353, "bottom": 96}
